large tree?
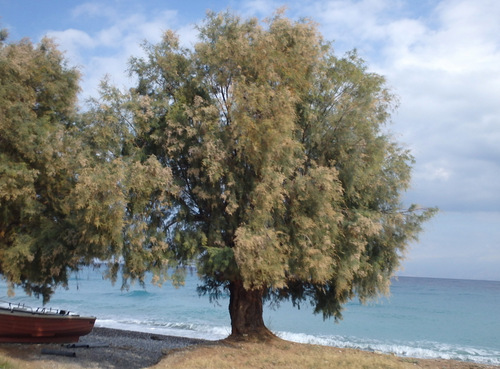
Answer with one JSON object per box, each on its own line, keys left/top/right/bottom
{"left": 0, "top": 34, "right": 173, "bottom": 300}
{"left": 111, "top": 11, "right": 435, "bottom": 338}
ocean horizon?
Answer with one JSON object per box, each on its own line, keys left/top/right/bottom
{"left": 2, "top": 266, "right": 499, "bottom": 366}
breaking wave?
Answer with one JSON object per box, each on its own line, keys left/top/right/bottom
{"left": 276, "top": 331, "right": 500, "bottom": 366}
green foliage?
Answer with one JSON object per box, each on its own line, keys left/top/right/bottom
{"left": 0, "top": 29, "right": 8, "bottom": 43}
{"left": 122, "top": 10, "right": 436, "bottom": 320}
{"left": 0, "top": 36, "right": 174, "bottom": 301}
{"left": 0, "top": 37, "right": 82, "bottom": 299}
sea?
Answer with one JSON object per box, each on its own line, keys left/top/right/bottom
{"left": 1, "top": 266, "right": 499, "bottom": 366}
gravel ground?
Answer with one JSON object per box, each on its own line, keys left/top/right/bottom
{"left": 0, "top": 327, "right": 212, "bottom": 369}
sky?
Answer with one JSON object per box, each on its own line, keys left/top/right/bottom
{"left": 1, "top": 0, "right": 499, "bottom": 281}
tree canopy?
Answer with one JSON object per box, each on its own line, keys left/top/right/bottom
{"left": 0, "top": 35, "right": 173, "bottom": 300}
{"left": 0, "top": 11, "right": 435, "bottom": 338}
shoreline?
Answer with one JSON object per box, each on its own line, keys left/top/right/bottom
{"left": 0, "top": 327, "right": 498, "bottom": 369}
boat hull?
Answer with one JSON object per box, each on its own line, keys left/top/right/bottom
{"left": 0, "top": 309, "right": 96, "bottom": 343}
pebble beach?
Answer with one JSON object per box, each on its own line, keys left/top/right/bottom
{"left": 0, "top": 327, "right": 211, "bottom": 369}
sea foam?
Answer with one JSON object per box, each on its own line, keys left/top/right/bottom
{"left": 276, "top": 331, "right": 500, "bottom": 365}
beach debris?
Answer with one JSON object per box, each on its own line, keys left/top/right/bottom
{"left": 41, "top": 348, "right": 76, "bottom": 357}
{"left": 150, "top": 335, "right": 166, "bottom": 341}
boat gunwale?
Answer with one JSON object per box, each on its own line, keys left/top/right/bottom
{"left": 0, "top": 307, "right": 96, "bottom": 320}
{"left": 0, "top": 300, "right": 95, "bottom": 320}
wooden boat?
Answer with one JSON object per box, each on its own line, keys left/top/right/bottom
{"left": 0, "top": 301, "right": 96, "bottom": 343}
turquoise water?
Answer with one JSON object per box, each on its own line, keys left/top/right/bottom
{"left": 2, "top": 267, "right": 499, "bottom": 365}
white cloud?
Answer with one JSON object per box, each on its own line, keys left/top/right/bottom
{"left": 387, "top": 1, "right": 499, "bottom": 73}
{"left": 96, "top": 25, "right": 123, "bottom": 47}
{"left": 176, "top": 23, "right": 199, "bottom": 49}
{"left": 428, "top": 166, "right": 451, "bottom": 182}
{"left": 71, "top": 2, "right": 116, "bottom": 19}
{"left": 47, "top": 6, "right": 184, "bottom": 102}
{"left": 46, "top": 29, "right": 95, "bottom": 66}
{"left": 241, "top": 0, "right": 282, "bottom": 17}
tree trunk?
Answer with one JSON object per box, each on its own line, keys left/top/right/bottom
{"left": 228, "top": 280, "right": 275, "bottom": 340}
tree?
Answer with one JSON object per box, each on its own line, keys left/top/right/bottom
{"left": 1, "top": 10, "right": 435, "bottom": 339}
{"left": 114, "top": 11, "right": 436, "bottom": 339}
{"left": 0, "top": 36, "right": 173, "bottom": 301}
